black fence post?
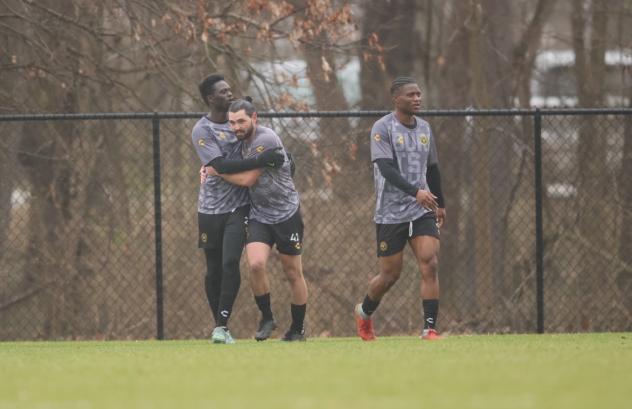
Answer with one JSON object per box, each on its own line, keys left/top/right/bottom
{"left": 533, "top": 109, "right": 544, "bottom": 334}
{"left": 152, "top": 115, "right": 165, "bottom": 340}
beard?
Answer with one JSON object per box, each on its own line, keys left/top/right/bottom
{"left": 235, "top": 124, "right": 254, "bottom": 140}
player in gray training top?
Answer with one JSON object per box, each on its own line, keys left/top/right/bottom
{"left": 354, "top": 76, "right": 446, "bottom": 342}
{"left": 192, "top": 74, "right": 284, "bottom": 345}
{"left": 205, "top": 98, "right": 308, "bottom": 342}
{"left": 242, "top": 125, "right": 299, "bottom": 224}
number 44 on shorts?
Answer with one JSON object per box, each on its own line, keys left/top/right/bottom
{"left": 290, "top": 233, "right": 300, "bottom": 242}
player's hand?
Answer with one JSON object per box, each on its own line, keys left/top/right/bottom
{"left": 200, "top": 166, "right": 207, "bottom": 184}
{"left": 436, "top": 207, "right": 446, "bottom": 228}
{"left": 204, "top": 165, "right": 219, "bottom": 177}
{"left": 415, "top": 189, "right": 438, "bottom": 211}
{"left": 257, "top": 147, "right": 285, "bottom": 168}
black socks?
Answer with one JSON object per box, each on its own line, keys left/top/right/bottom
{"left": 255, "top": 293, "right": 274, "bottom": 321}
{"left": 361, "top": 295, "right": 381, "bottom": 316}
{"left": 423, "top": 299, "right": 439, "bottom": 329}
{"left": 290, "top": 303, "right": 306, "bottom": 333}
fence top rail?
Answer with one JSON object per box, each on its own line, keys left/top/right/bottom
{"left": 1, "top": 108, "right": 631, "bottom": 122}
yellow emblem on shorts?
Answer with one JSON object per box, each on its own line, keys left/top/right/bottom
{"left": 397, "top": 134, "right": 404, "bottom": 145}
{"left": 256, "top": 145, "right": 265, "bottom": 153}
{"left": 201, "top": 233, "right": 208, "bottom": 243}
{"left": 218, "top": 131, "right": 226, "bottom": 140}
{"left": 197, "top": 139, "right": 205, "bottom": 146}
{"left": 374, "top": 134, "right": 381, "bottom": 142}
{"left": 295, "top": 242, "right": 302, "bottom": 250}
{"left": 420, "top": 134, "right": 429, "bottom": 145}
{"left": 379, "top": 241, "right": 388, "bottom": 251}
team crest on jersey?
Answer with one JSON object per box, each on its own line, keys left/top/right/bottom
{"left": 374, "top": 133, "right": 381, "bottom": 142}
{"left": 397, "top": 134, "right": 404, "bottom": 145}
{"left": 419, "top": 134, "right": 429, "bottom": 145}
{"left": 256, "top": 145, "right": 265, "bottom": 153}
{"left": 218, "top": 131, "right": 227, "bottom": 140}
{"left": 197, "top": 139, "right": 205, "bottom": 146}
{"left": 201, "top": 233, "right": 208, "bottom": 243}
{"left": 379, "top": 241, "right": 388, "bottom": 252}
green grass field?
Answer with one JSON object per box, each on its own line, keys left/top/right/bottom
{"left": 1, "top": 333, "right": 630, "bottom": 409}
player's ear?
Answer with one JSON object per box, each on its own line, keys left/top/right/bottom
{"left": 252, "top": 111, "right": 258, "bottom": 123}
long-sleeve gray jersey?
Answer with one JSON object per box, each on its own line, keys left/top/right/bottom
{"left": 370, "top": 113, "right": 439, "bottom": 224}
{"left": 191, "top": 116, "right": 249, "bottom": 214}
{"left": 242, "top": 126, "right": 299, "bottom": 224}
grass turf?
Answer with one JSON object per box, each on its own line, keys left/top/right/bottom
{"left": 1, "top": 333, "right": 631, "bottom": 409}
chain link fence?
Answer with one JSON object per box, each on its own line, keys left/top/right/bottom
{"left": 1, "top": 109, "right": 630, "bottom": 341}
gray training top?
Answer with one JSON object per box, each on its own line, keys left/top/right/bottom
{"left": 242, "top": 126, "right": 299, "bottom": 224}
{"left": 370, "top": 112, "right": 439, "bottom": 224}
{"left": 191, "top": 116, "right": 249, "bottom": 214}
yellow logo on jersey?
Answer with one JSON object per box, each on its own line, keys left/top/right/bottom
{"left": 218, "top": 131, "right": 227, "bottom": 140}
{"left": 201, "top": 233, "right": 208, "bottom": 243}
{"left": 256, "top": 145, "right": 265, "bottom": 153}
{"left": 397, "top": 134, "right": 404, "bottom": 145}
{"left": 420, "top": 134, "right": 429, "bottom": 145}
{"left": 197, "top": 139, "right": 205, "bottom": 146}
{"left": 374, "top": 134, "right": 381, "bottom": 142}
{"left": 379, "top": 241, "right": 388, "bottom": 252}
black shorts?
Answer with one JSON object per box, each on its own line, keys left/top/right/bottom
{"left": 376, "top": 212, "right": 440, "bottom": 257}
{"left": 246, "top": 209, "right": 304, "bottom": 256}
{"left": 198, "top": 205, "right": 249, "bottom": 249}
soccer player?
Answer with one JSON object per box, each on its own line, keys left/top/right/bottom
{"left": 354, "top": 76, "right": 446, "bottom": 341}
{"left": 192, "top": 75, "right": 284, "bottom": 344}
{"left": 205, "top": 98, "right": 308, "bottom": 342}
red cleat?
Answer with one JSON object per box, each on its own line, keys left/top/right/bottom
{"left": 354, "top": 304, "right": 376, "bottom": 341}
{"left": 421, "top": 328, "right": 442, "bottom": 340}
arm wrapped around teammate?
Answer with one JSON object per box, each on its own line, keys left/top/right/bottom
{"left": 256, "top": 147, "right": 286, "bottom": 168}
{"left": 209, "top": 147, "right": 284, "bottom": 174}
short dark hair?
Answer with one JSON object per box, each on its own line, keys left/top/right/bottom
{"left": 229, "top": 96, "right": 256, "bottom": 116}
{"left": 390, "top": 76, "right": 417, "bottom": 95}
{"left": 198, "top": 74, "right": 225, "bottom": 103}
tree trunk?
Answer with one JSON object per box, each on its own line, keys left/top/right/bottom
{"left": 358, "top": 0, "right": 418, "bottom": 165}
{"left": 617, "top": 65, "right": 632, "bottom": 311}
{"left": 0, "top": 134, "right": 17, "bottom": 263}
{"left": 571, "top": 0, "right": 610, "bottom": 331}
{"left": 436, "top": 0, "right": 471, "bottom": 318}
{"left": 303, "top": 34, "right": 355, "bottom": 200}
{"left": 14, "top": 0, "right": 108, "bottom": 338}
{"left": 359, "top": 0, "right": 417, "bottom": 110}
{"left": 467, "top": 1, "right": 495, "bottom": 316}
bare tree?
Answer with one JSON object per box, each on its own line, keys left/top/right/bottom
{"left": 359, "top": 0, "right": 417, "bottom": 110}
{"left": 0, "top": 0, "right": 363, "bottom": 339}
{"left": 430, "top": 0, "right": 558, "bottom": 325}
{"left": 619, "top": 86, "right": 632, "bottom": 301}
{"left": 571, "top": 0, "right": 611, "bottom": 330}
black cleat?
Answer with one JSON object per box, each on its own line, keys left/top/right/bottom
{"left": 255, "top": 319, "right": 277, "bottom": 341}
{"left": 280, "top": 329, "right": 306, "bottom": 342}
